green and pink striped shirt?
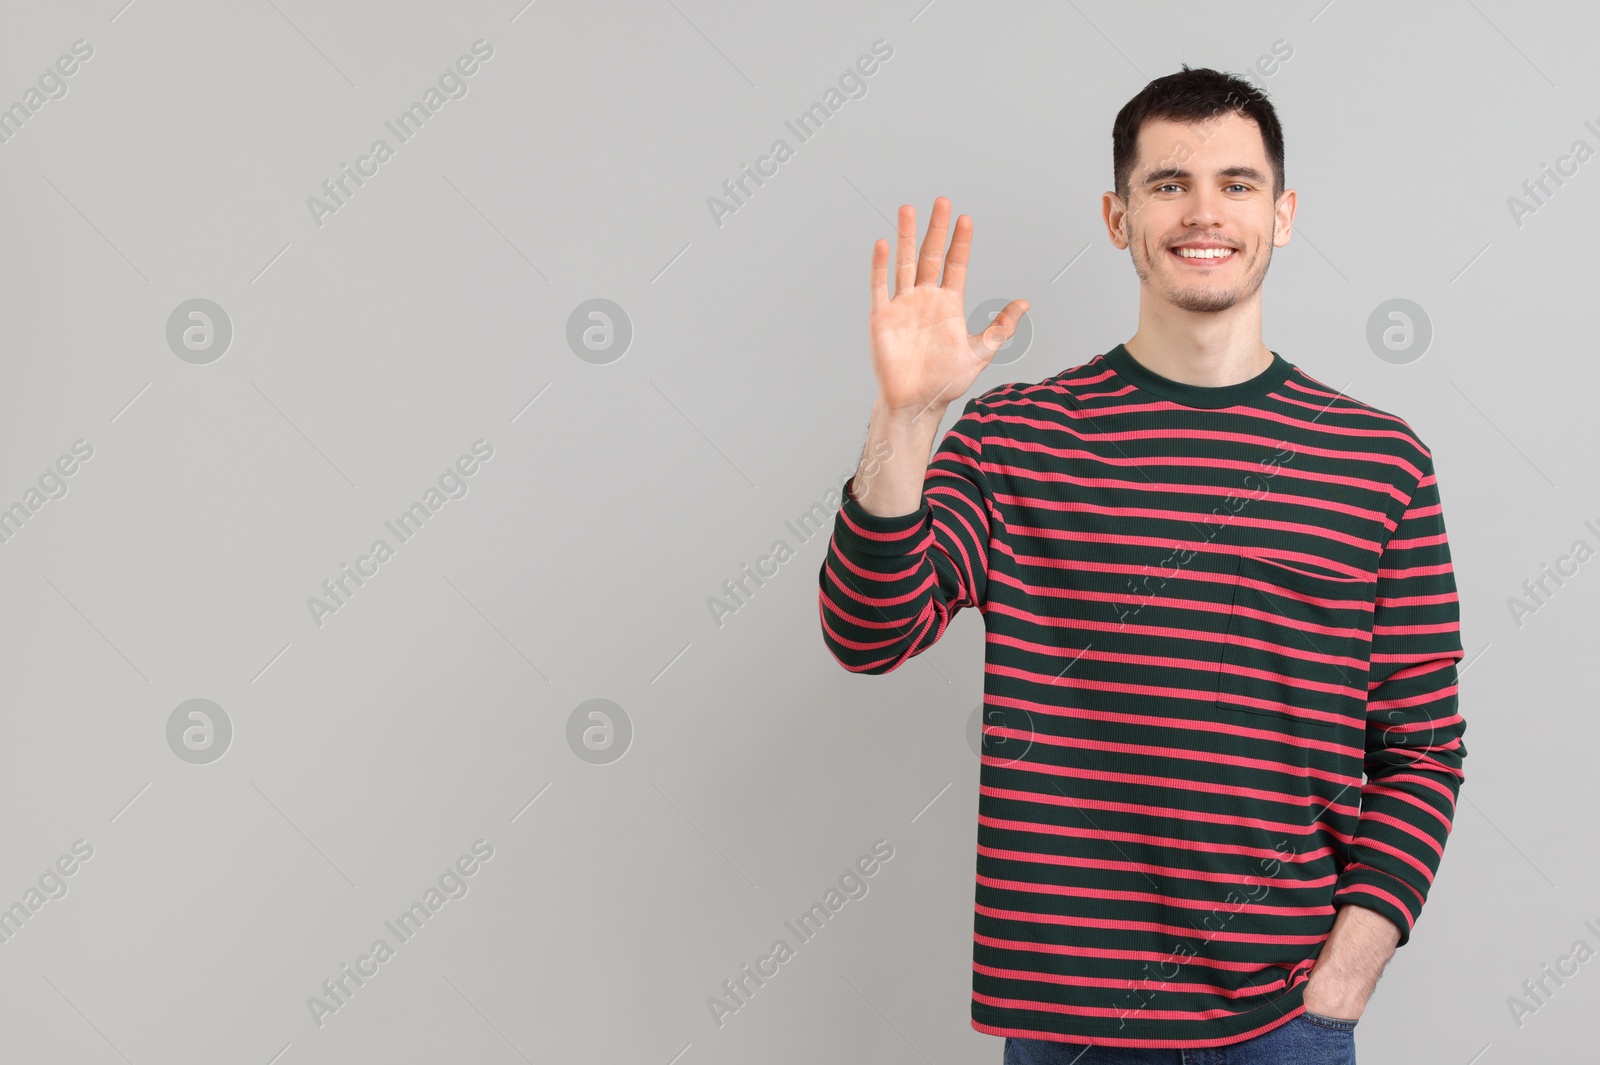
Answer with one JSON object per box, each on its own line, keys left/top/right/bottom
{"left": 818, "top": 343, "right": 1467, "bottom": 1049}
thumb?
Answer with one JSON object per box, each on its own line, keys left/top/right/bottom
{"left": 971, "top": 299, "right": 1029, "bottom": 360}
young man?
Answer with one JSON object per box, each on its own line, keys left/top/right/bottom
{"left": 817, "top": 66, "right": 1466, "bottom": 1063}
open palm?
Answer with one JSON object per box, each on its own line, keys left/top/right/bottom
{"left": 869, "top": 197, "right": 1028, "bottom": 420}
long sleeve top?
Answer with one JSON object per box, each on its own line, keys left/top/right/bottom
{"left": 817, "top": 343, "right": 1467, "bottom": 1049}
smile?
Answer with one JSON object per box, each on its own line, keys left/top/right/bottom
{"left": 1169, "top": 246, "right": 1237, "bottom": 266}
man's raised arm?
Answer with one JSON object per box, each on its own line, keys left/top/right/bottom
{"left": 816, "top": 196, "right": 1027, "bottom": 674}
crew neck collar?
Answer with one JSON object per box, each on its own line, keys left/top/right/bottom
{"left": 1100, "top": 343, "right": 1292, "bottom": 410}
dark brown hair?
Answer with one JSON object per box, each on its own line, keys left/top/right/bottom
{"left": 1112, "top": 65, "right": 1285, "bottom": 205}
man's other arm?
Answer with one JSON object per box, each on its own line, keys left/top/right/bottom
{"left": 1308, "top": 449, "right": 1468, "bottom": 1017}
{"left": 1332, "top": 450, "right": 1468, "bottom": 945}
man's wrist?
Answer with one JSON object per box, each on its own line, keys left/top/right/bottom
{"left": 1303, "top": 975, "right": 1369, "bottom": 1019}
{"left": 872, "top": 392, "right": 950, "bottom": 432}
{"left": 1303, "top": 903, "right": 1400, "bottom": 1020}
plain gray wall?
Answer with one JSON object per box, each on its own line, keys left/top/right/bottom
{"left": 0, "top": 1, "right": 1594, "bottom": 1062}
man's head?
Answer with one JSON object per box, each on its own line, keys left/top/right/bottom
{"left": 1103, "top": 66, "right": 1294, "bottom": 316}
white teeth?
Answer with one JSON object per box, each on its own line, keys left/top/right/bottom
{"left": 1174, "top": 247, "right": 1234, "bottom": 259}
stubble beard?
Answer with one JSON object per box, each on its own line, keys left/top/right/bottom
{"left": 1128, "top": 218, "right": 1275, "bottom": 314}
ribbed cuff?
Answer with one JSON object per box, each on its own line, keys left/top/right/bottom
{"left": 1332, "top": 865, "right": 1420, "bottom": 948}
{"left": 831, "top": 474, "right": 930, "bottom": 558}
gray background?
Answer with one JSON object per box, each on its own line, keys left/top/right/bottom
{"left": 0, "top": 0, "right": 1594, "bottom": 1062}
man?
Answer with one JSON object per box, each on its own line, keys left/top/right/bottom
{"left": 817, "top": 66, "right": 1466, "bottom": 1064}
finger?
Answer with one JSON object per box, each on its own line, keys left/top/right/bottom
{"left": 941, "top": 214, "right": 973, "bottom": 292}
{"left": 894, "top": 204, "right": 917, "bottom": 298}
{"left": 869, "top": 237, "right": 889, "bottom": 315}
{"left": 916, "top": 196, "right": 952, "bottom": 287}
{"left": 973, "top": 299, "right": 1030, "bottom": 355}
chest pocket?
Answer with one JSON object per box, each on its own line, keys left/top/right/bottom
{"left": 1214, "top": 553, "right": 1377, "bottom": 736}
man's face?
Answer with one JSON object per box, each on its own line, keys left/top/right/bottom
{"left": 1105, "top": 112, "right": 1293, "bottom": 314}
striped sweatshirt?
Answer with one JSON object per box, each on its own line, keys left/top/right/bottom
{"left": 817, "top": 343, "right": 1467, "bottom": 1049}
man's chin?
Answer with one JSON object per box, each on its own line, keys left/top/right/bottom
{"left": 1164, "top": 286, "right": 1239, "bottom": 313}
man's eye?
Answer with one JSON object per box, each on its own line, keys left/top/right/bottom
{"left": 1154, "top": 183, "right": 1252, "bottom": 193}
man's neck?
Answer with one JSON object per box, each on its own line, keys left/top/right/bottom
{"left": 1122, "top": 333, "right": 1274, "bottom": 388}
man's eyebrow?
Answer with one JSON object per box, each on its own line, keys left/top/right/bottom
{"left": 1140, "top": 165, "right": 1270, "bottom": 186}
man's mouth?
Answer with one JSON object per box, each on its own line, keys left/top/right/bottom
{"left": 1169, "top": 245, "right": 1237, "bottom": 267}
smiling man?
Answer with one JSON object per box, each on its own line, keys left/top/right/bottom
{"left": 818, "top": 66, "right": 1467, "bottom": 1064}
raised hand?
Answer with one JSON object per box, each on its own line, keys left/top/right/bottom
{"left": 868, "top": 196, "right": 1029, "bottom": 423}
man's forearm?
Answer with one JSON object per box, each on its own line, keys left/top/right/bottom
{"left": 851, "top": 395, "right": 947, "bottom": 518}
{"left": 1303, "top": 903, "right": 1401, "bottom": 1019}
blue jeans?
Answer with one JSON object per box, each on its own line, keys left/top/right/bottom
{"left": 1003, "top": 1010, "right": 1357, "bottom": 1064}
